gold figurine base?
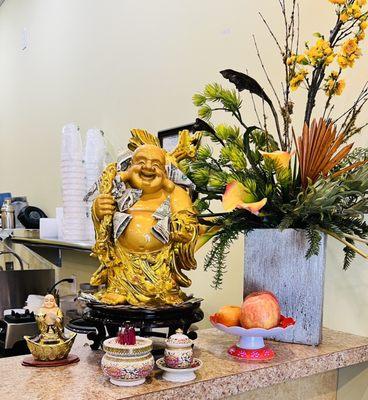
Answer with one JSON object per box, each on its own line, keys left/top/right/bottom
{"left": 24, "top": 333, "right": 77, "bottom": 362}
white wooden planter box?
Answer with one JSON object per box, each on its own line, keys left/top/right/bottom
{"left": 243, "top": 229, "right": 327, "bottom": 345}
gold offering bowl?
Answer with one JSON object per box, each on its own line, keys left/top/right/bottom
{"left": 24, "top": 333, "right": 77, "bottom": 361}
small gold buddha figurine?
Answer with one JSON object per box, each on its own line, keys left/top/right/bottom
{"left": 24, "top": 294, "right": 77, "bottom": 361}
{"left": 35, "top": 294, "right": 65, "bottom": 344}
{"left": 90, "top": 129, "right": 201, "bottom": 306}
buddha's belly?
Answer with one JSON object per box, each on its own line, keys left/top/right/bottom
{"left": 118, "top": 213, "right": 166, "bottom": 252}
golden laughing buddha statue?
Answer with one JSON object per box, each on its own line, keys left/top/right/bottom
{"left": 90, "top": 129, "right": 201, "bottom": 306}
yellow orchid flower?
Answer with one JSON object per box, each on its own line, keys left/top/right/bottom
{"left": 222, "top": 181, "right": 267, "bottom": 215}
{"left": 259, "top": 150, "right": 293, "bottom": 169}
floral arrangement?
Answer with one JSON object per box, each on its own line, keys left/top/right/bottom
{"left": 181, "top": 0, "right": 368, "bottom": 287}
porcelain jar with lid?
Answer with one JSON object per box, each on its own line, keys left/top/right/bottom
{"left": 164, "top": 329, "right": 193, "bottom": 369}
{"left": 101, "top": 336, "right": 154, "bottom": 386}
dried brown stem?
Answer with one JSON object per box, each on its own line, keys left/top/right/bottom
{"left": 246, "top": 67, "right": 263, "bottom": 128}
{"left": 252, "top": 35, "right": 283, "bottom": 110}
{"left": 335, "top": 82, "right": 368, "bottom": 125}
{"left": 262, "top": 99, "right": 268, "bottom": 132}
{"left": 258, "top": 12, "right": 283, "bottom": 55}
{"left": 250, "top": 93, "right": 262, "bottom": 127}
{"left": 280, "top": 0, "right": 298, "bottom": 150}
{"left": 295, "top": 4, "right": 300, "bottom": 55}
{"left": 252, "top": 34, "right": 284, "bottom": 148}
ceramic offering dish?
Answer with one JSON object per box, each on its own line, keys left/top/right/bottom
{"left": 156, "top": 357, "right": 202, "bottom": 382}
{"left": 210, "top": 314, "right": 295, "bottom": 361}
{"left": 164, "top": 328, "right": 193, "bottom": 369}
{"left": 101, "top": 336, "right": 154, "bottom": 386}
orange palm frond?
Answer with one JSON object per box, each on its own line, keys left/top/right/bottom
{"left": 297, "top": 118, "right": 354, "bottom": 188}
{"left": 332, "top": 160, "right": 368, "bottom": 179}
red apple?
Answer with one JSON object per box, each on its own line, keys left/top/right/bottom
{"left": 240, "top": 291, "right": 280, "bottom": 329}
{"left": 215, "top": 305, "right": 241, "bottom": 327}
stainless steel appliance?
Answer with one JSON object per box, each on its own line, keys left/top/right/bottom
{"left": 0, "top": 309, "right": 38, "bottom": 355}
{"left": 0, "top": 249, "right": 55, "bottom": 317}
{"left": 0, "top": 269, "right": 55, "bottom": 318}
{"left": 1, "top": 199, "right": 15, "bottom": 229}
{"left": 0, "top": 247, "right": 55, "bottom": 355}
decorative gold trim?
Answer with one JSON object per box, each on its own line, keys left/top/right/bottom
{"left": 103, "top": 343, "right": 153, "bottom": 355}
{"left": 103, "top": 354, "right": 153, "bottom": 363}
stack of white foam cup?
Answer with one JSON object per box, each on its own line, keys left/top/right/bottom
{"left": 61, "top": 123, "right": 87, "bottom": 241}
{"left": 84, "top": 128, "right": 106, "bottom": 241}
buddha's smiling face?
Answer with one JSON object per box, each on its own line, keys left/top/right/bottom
{"left": 43, "top": 294, "right": 57, "bottom": 309}
{"left": 129, "top": 145, "right": 167, "bottom": 194}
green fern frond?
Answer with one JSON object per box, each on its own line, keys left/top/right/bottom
{"left": 305, "top": 227, "right": 322, "bottom": 259}
{"left": 193, "top": 198, "right": 210, "bottom": 212}
{"left": 278, "top": 214, "right": 294, "bottom": 230}
{"left": 204, "top": 229, "right": 239, "bottom": 289}
{"left": 343, "top": 239, "right": 356, "bottom": 270}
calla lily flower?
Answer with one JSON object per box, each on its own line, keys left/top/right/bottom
{"left": 236, "top": 198, "right": 267, "bottom": 215}
{"left": 259, "top": 150, "right": 294, "bottom": 170}
{"left": 223, "top": 181, "right": 267, "bottom": 215}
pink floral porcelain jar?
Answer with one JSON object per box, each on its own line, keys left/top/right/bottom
{"left": 101, "top": 336, "right": 154, "bottom": 386}
{"left": 164, "top": 329, "right": 193, "bottom": 369}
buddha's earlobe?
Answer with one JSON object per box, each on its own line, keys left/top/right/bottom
{"left": 163, "top": 178, "right": 175, "bottom": 193}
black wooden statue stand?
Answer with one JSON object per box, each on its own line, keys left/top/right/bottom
{"left": 68, "top": 298, "right": 204, "bottom": 351}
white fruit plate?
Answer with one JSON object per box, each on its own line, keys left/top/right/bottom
{"left": 210, "top": 314, "right": 295, "bottom": 361}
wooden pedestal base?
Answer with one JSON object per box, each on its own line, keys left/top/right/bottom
{"left": 22, "top": 354, "right": 80, "bottom": 367}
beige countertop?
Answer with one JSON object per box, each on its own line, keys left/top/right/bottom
{"left": 1, "top": 328, "right": 368, "bottom": 400}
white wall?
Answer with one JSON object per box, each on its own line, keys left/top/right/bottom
{"left": 1, "top": 0, "right": 368, "bottom": 358}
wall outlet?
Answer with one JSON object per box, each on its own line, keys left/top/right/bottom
{"left": 5, "top": 261, "right": 14, "bottom": 271}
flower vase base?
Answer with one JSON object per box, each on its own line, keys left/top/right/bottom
{"left": 228, "top": 344, "right": 275, "bottom": 361}
{"left": 110, "top": 378, "right": 146, "bottom": 387}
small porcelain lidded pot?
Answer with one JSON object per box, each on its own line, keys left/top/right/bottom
{"left": 164, "top": 329, "right": 193, "bottom": 369}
